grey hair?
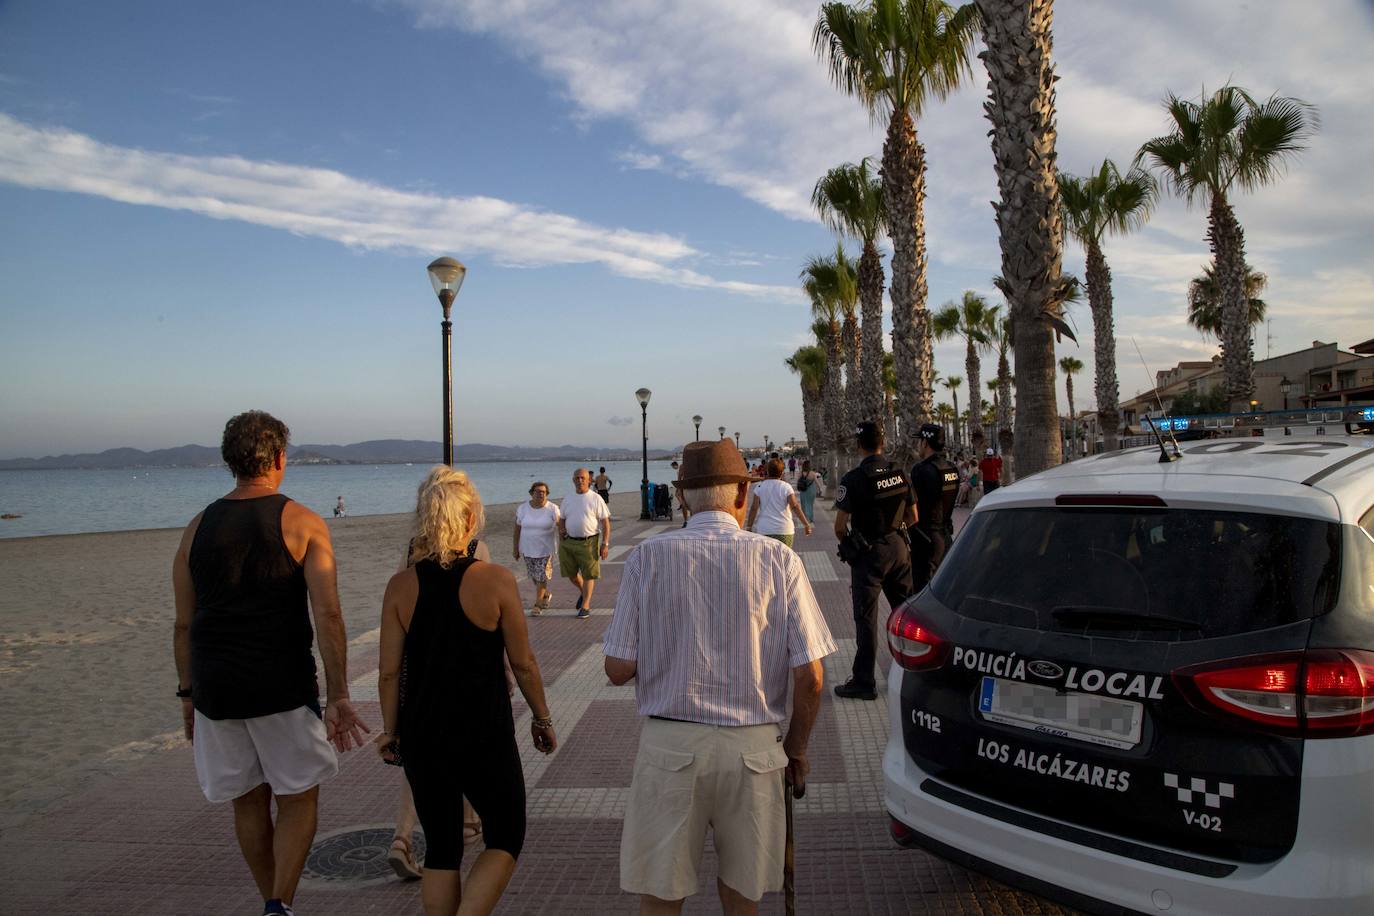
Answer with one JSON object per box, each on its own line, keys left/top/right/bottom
{"left": 680, "top": 482, "right": 743, "bottom": 513}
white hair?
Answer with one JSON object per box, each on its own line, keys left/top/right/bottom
{"left": 680, "top": 482, "right": 742, "bottom": 513}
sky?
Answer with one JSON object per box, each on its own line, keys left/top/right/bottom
{"left": 1, "top": 0, "right": 1371, "bottom": 459}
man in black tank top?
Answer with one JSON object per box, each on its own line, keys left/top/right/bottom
{"left": 172, "top": 411, "right": 370, "bottom": 916}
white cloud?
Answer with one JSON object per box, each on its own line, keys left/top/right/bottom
{"left": 0, "top": 112, "right": 795, "bottom": 300}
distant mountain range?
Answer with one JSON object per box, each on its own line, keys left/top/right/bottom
{"left": 0, "top": 440, "right": 677, "bottom": 470}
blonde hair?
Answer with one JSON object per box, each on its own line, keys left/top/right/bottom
{"left": 408, "top": 466, "right": 486, "bottom": 568}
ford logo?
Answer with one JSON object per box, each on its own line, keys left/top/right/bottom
{"left": 1028, "top": 661, "right": 1064, "bottom": 680}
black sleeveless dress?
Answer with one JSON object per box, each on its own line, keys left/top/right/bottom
{"left": 400, "top": 557, "right": 525, "bottom": 869}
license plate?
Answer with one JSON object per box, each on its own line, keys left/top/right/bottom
{"left": 978, "top": 677, "right": 1143, "bottom": 750}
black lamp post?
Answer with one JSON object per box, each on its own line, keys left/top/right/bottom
{"left": 1280, "top": 375, "right": 1297, "bottom": 435}
{"left": 636, "top": 388, "right": 652, "bottom": 520}
{"left": 693, "top": 414, "right": 702, "bottom": 441}
{"left": 734, "top": 431, "right": 740, "bottom": 450}
{"left": 764, "top": 434, "right": 771, "bottom": 454}
{"left": 718, "top": 425, "right": 726, "bottom": 440}
{"left": 427, "top": 256, "right": 467, "bottom": 466}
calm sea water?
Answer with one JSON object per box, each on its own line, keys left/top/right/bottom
{"left": 0, "top": 459, "right": 668, "bottom": 539}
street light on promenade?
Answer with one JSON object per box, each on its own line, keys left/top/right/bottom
{"left": 636, "top": 387, "right": 653, "bottom": 520}
{"left": 718, "top": 425, "right": 726, "bottom": 440}
{"left": 1281, "top": 375, "right": 1298, "bottom": 435}
{"left": 734, "top": 431, "right": 740, "bottom": 450}
{"left": 426, "top": 256, "right": 467, "bottom": 465}
{"left": 764, "top": 434, "right": 771, "bottom": 454}
{"left": 693, "top": 415, "right": 702, "bottom": 441}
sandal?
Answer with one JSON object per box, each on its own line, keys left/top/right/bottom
{"left": 387, "top": 835, "right": 422, "bottom": 880}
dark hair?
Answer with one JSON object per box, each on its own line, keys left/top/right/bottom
{"left": 529, "top": 481, "right": 549, "bottom": 495}
{"left": 802, "top": 459, "right": 812, "bottom": 472}
{"left": 856, "top": 421, "right": 883, "bottom": 452}
{"left": 221, "top": 411, "right": 289, "bottom": 479}
{"left": 599, "top": 466, "right": 606, "bottom": 473}
{"left": 766, "top": 458, "right": 785, "bottom": 478}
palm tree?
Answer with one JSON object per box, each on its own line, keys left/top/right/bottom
{"left": 976, "top": 0, "right": 1072, "bottom": 477}
{"left": 1058, "top": 356, "right": 1083, "bottom": 459}
{"left": 814, "top": 0, "right": 981, "bottom": 466}
{"left": 933, "top": 291, "right": 998, "bottom": 451}
{"left": 1058, "top": 159, "right": 1156, "bottom": 451}
{"left": 991, "top": 312, "right": 1015, "bottom": 477}
{"left": 882, "top": 350, "right": 897, "bottom": 435}
{"left": 935, "top": 402, "right": 956, "bottom": 445}
{"left": 786, "top": 343, "right": 828, "bottom": 463}
{"left": 801, "top": 247, "right": 858, "bottom": 495}
{"left": 1186, "top": 263, "right": 1268, "bottom": 339}
{"left": 941, "top": 375, "right": 963, "bottom": 446}
{"left": 1138, "top": 85, "right": 1316, "bottom": 410}
{"left": 813, "top": 158, "right": 889, "bottom": 428}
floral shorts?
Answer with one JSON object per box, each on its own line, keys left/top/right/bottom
{"left": 523, "top": 555, "right": 552, "bottom": 584}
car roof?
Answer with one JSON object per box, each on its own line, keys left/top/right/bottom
{"left": 980, "top": 433, "right": 1374, "bottom": 523}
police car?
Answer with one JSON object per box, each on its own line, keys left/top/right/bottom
{"left": 882, "top": 412, "right": 1374, "bottom": 915}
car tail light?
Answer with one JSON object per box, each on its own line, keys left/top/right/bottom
{"left": 889, "top": 816, "right": 918, "bottom": 846}
{"left": 887, "top": 602, "right": 950, "bottom": 670}
{"left": 1174, "top": 649, "right": 1374, "bottom": 738}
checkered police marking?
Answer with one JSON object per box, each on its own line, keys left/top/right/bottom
{"left": 1164, "top": 773, "right": 1234, "bottom": 809}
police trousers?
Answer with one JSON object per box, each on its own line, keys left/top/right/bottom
{"left": 848, "top": 532, "right": 913, "bottom": 689}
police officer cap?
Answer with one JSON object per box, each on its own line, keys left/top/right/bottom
{"left": 916, "top": 423, "right": 945, "bottom": 450}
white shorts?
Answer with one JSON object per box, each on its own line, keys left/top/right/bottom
{"left": 193, "top": 705, "right": 338, "bottom": 803}
{"left": 620, "top": 718, "right": 788, "bottom": 902}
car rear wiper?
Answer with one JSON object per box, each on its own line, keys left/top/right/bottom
{"left": 1050, "top": 606, "right": 1202, "bottom": 631}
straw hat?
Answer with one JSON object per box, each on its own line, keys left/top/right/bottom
{"left": 674, "top": 439, "right": 752, "bottom": 489}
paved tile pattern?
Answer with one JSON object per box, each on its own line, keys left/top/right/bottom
{"left": 0, "top": 505, "right": 1072, "bottom": 914}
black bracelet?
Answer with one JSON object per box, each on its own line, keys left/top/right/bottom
{"left": 176, "top": 685, "right": 193, "bottom": 698}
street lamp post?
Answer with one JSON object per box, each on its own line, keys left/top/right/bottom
{"left": 764, "top": 434, "right": 771, "bottom": 454}
{"left": 636, "top": 388, "right": 652, "bottom": 520}
{"left": 427, "top": 257, "right": 467, "bottom": 466}
{"left": 718, "top": 426, "right": 726, "bottom": 440}
{"left": 693, "top": 415, "right": 702, "bottom": 442}
{"left": 1280, "top": 375, "right": 1298, "bottom": 435}
{"left": 734, "top": 431, "right": 740, "bottom": 450}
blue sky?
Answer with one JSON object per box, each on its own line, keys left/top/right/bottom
{"left": 2, "top": 0, "right": 1371, "bottom": 459}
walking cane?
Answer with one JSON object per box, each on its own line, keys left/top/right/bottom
{"left": 784, "top": 773, "right": 797, "bottom": 916}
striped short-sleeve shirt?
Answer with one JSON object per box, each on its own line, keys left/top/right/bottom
{"left": 603, "top": 510, "right": 836, "bottom": 726}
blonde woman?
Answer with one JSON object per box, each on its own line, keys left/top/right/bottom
{"left": 375, "top": 467, "right": 556, "bottom": 916}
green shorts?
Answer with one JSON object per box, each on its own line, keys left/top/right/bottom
{"left": 764, "top": 533, "right": 795, "bottom": 549}
{"left": 558, "top": 534, "right": 601, "bottom": 580}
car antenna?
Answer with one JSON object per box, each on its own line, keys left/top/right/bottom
{"left": 1131, "top": 337, "right": 1181, "bottom": 463}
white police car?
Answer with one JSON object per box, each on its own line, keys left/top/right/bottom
{"left": 883, "top": 419, "right": 1374, "bottom": 915}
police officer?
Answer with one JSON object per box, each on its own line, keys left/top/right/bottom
{"left": 910, "top": 423, "right": 960, "bottom": 591}
{"left": 833, "top": 421, "right": 917, "bottom": 700}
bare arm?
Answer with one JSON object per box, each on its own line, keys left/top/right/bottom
{"left": 784, "top": 660, "right": 824, "bottom": 796}
{"left": 746, "top": 493, "right": 760, "bottom": 531}
{"left": 171, "top": 513, "right": 202, "bottom": 740}
{"left": 904, "top": 503, "right": 918, "bottom": 529}
{"left": 599, "top": 514, "right": 611, "bottom": 560}
{"left": 605, "top": 656, "right": 637, "bottom": 685}
{"left": 833, "top": 507, "right": 850, "bottom": 541}
{"left": 374, "top": 570, "right": 410, "bottom": 761}
{"left": 491, "top": 566, "right": 557, "bottom": 754}
{"left": 788, "top": 493, "right": 812, "bottom": 534}
{"left": 512, "top": 523, "right": 522, "bottom": 561}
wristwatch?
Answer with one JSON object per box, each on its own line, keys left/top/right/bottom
{"left": 176, "top": 685, "right": 193, "bottom": 698}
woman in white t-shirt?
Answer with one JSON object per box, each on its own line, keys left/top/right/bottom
{"left": 746, "top": 457, "right": 812, "bottom": 548}
{"left": 513, "top": 481, "right": 561, "bottom": 615}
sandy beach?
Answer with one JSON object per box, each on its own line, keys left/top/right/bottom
{"left": 0, "top": 488, "right": 645, "bottom": 832}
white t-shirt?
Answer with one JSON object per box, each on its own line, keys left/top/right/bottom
{"left": 752, "top": 478, "right": 798, "bottom": 536}
{"left": 515, "top": 501, "right": 561, "bottom": 558}
{"left": 561, "top": 489, "right": 610, "bottom": 538}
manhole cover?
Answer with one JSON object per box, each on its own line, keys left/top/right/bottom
{"left": 301, "top": 826, "right": 426, "bottom": 885}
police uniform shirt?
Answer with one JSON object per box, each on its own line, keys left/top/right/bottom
{"left": 836, "top": 455, "right": 912, "bottom": 539}
{"left": 912, "top": 454, "right": 959, "bottom": 534}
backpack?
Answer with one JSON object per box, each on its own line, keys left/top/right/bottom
{"left": 797, "top": 473, "right": 813, "bottom": 492}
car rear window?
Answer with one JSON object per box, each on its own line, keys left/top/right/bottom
{"left": 932, "top": 507, "right": 1341, "bottom": 637}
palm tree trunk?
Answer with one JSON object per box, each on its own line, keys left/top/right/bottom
{"left": 882, "top": 111, "right": 933, "bottom": 469}
{"left": 858, "top": 240, "right": 886, "bottom": 429}
{"left": 1065, "top": 375, "right": 1076, "bottom": 459}
{"left": 825, "top": 323, "right": 844, "bottom": 498}
{"left": 1085, "top": 240, "right": 1120, "bottom": 451}
{"left": 996, "top": 350, "right": 1014, "bottom": 481}
{"left": 978, "top": 0, "right": 1065, "bottom": 477}
{"left": 1208, "top": 194, "right": 1254, "bottom": 410}
{"left": 965, "top": 338, "right": 984, "bottom": 451}
{"left": 951, "top": 390, "right": 960, "bottom": 446}
{"left": 801, "top": 384, "right": 822, "bottom": 466}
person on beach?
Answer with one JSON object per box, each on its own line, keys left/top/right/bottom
{"left": 795, "top": 459, "right": 819, "bottom": 522}
{"left": 746, "top": 457, "right": 812, "bottom": 547}
{"left": 603, "top": 439, "right": 835, "bottom": 914}
{"left": 558, "top": 468, "right": 610, "bottom": 619}
{"left": 375, "top": 466, "right": 556, "bottom": 916}
{"left": 334, "top": 496, "right": 345, "bottom": 518}
{"left": 594, "top": 467, "right": 612, "bottom": 504}
{"left": 513, "top": 481, "right": 560, "bottom": 616}
{"left": 172, "top": 410, "right": 369, "bottom": 916}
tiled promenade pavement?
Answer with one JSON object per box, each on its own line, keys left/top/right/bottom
{"left": 1, "top": 504, "right": 1069, "bottom": 915}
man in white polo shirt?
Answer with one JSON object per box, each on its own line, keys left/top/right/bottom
{"left": 603, "top": 439, "right": 835, "bottom": 914}
{"left": 558, "top": 467, "right": 611, "bottom": 619}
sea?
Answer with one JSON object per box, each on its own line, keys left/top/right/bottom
{"left": 0, "top": 459, "right": 667, "bottom": 539}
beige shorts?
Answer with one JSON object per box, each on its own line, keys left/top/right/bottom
{"left": 192, "top": 705, "right": 338, "bottom": 803}
{"left": 620, "top": 718, "right": 787, "bottom": 902}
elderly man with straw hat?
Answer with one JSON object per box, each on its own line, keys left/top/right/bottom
{"left": 603, "top": 438, "right": 835, "bottom": 915}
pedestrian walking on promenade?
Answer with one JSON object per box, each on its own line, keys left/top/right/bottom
{"left": 603, "top": 438, "right": 835, "bottom": 914}
{"left": 979, "top": 447, "right": 1004, "bottom": 494}
{"left": 746, "top": 457, "right": 812, "bottom": 547}
{"left": 513, "top": 481, "right": 560, "bottom": 615}
{"left": 795, "top": 460, "right": 819, "bottom": 522}
{"left": 375, "top": 466, "right": 557, "bottom": 916}
{"left": 558, "top": 467, "right": 611, "bottom": 618}
{"left": 172, "top": 410, "right": 370, "bottom": 916}
{"left": 594, "top": 466, "right": 613, "bottom": 503}
{"left": 833, "top": 421, "right": 917, "bottom": 701}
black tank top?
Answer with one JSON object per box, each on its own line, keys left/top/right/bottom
{"left": 188, "top": 494, "right": 317, "bottom": 719}
{"left": 399, "top": 558, "right": 512, "bottom": 746}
